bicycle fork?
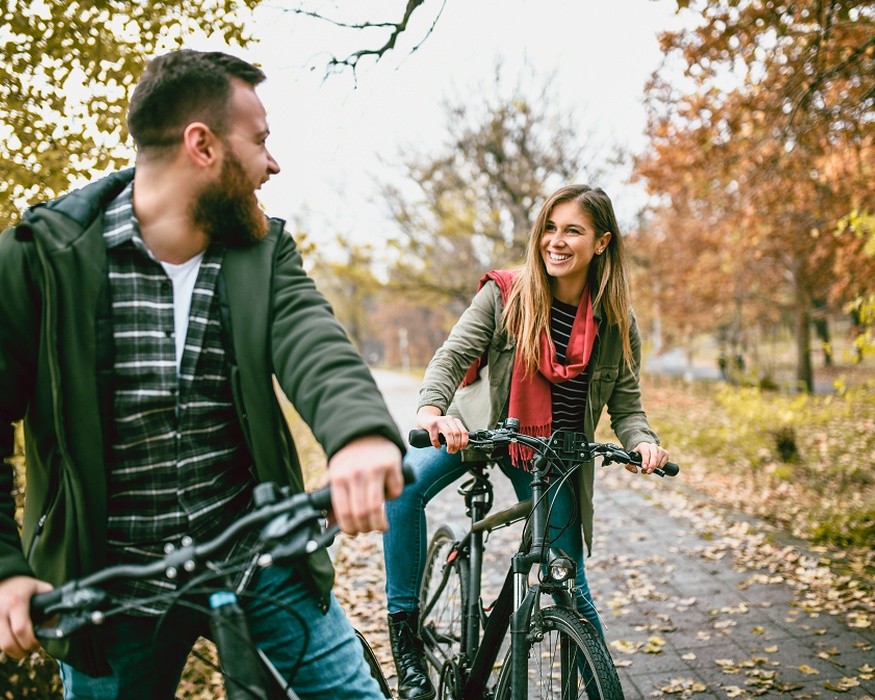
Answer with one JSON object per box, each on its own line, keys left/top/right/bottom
{"left": 509, "top": 456, "right": 552, "bottom": 700}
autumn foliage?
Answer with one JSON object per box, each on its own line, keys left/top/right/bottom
{"left": 633, "top": 0, "right": 874, "bottom": 392}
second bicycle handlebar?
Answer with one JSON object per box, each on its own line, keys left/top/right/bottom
{"left": 408, "top": 421, "right": 680, "bottom": 478}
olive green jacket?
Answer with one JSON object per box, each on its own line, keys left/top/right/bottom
{"left": 418, "top": 280, "right": 659, "bottom": 554}
{"left": 0, "top": 169, "right": 404, "bottom": 672}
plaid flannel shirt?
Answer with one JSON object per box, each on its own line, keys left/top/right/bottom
{"left": 102, "top": 183, "right": 256, "bottom": 613}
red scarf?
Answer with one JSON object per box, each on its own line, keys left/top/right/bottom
{"left": 462, "top": 269, "right": 598, "bottom": 466}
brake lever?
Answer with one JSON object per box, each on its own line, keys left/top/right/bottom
{"left": 36, "top": 612, "right": 100, "bottom": 640}
{"left": 34, "top": 587, "right": 108, "bottom": 640}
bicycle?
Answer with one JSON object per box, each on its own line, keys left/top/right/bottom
{"left": 29, "top": 472, "right": 412, "bottom": 700}
{"left": 408, "top": 418, "right": 679, "bottom": 700}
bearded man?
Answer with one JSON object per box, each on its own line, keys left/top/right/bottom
{"left": 0, "top": 49, "right": 404, "bottom": 700}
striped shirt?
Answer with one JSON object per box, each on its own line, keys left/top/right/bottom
{"left": 549, "top": 299, "right": 593, "bottom": 434}
{"left": 102, "top": 183, "right": 255, "bottom": 612}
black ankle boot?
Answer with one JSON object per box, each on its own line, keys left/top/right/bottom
{"left": 388, "top": 610, "right": 436, "bottom": 700}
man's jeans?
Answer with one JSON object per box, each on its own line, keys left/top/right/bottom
{"left": 383, "top": 445, "right": 603, "bottom": 637}
{"left": 58, "top": 564, "right": 385, "bottom": 700}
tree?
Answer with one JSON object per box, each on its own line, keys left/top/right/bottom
{"left": 635, "top": 0, "right": 874, "bottom": 391}
{"left": 0, "top": 0, "right": 265, "bottom": 230}
{"left": 836, "top": 209, "right": 875, "bottom": 363}
{"left": 382, "top": 64, "right": 605, "bottom": 309}
{"left": 303, "top": 233, "right": 384, "bottom": 356}
{"left": 0, "top": 0, "right": 447, "bottom": 231}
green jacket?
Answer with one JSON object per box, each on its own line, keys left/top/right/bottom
{"left": 418, "top": 280, "right": 659, "bottom": 554}
{"left": 0, "top": 169, "right": 404, "bottom": 672}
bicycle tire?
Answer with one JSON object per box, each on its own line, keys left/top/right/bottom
{"left": 493, "top": 605, "right": 624, "bottom": 700}
{"left": 418, "top": 523, "right": 470, "bottom": 688}
{"left": 356, "top": 629, "right": 393, "bottom": 699}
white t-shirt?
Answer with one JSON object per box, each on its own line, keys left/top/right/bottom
{"left": 160, "top": 251, "right": 205, "bottom": 372}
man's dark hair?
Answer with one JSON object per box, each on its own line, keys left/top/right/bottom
{"left": 127, "top": 50, "right": 266, "bottom": 153}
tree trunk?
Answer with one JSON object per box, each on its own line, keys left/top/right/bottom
{"left": 795, "top": 303, "right": 813, "bottom": 393}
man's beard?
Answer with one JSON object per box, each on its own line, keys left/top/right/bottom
{"left": 192, "top": 151, "right": 269, "bottom": 247}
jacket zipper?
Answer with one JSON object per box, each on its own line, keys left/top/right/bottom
{"left": 25, "top": 230, "right": 71, "bottom": 563}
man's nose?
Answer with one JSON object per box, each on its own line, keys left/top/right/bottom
{"left": 267, "top": 150, "right": 281, "bottom": 175}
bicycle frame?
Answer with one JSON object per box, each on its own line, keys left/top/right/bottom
{"left": 421, "top": 455, "right": 577, "bottom": 700}
{"left": 414, "top": 420, "right": 677, "bottom": 699}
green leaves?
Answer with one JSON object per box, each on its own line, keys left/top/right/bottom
{"left": 0, "top": 0, "right": 260, "bottom": 230}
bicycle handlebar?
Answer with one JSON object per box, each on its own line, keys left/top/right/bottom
{"left": 408, "top": 422, "right": 680, "bottom": 478}
{"left": 31, "top": 464, "right": 415, "bottom": 632}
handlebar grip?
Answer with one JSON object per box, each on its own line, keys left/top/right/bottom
{"left": 663, "top": 461, "right": 680, "bottom": 477}
{"left": 30, "top": 588, "right": 63, "bottom": 626}
{"left": 309, "top": 463, "right": 417, "bottom": 512}
{"left": 408, "top": 429, "right": 446, "bottom": 448}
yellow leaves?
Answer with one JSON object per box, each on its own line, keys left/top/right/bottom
{"left": 643, "top": 635, "right": 667, "bottom": 654}
{"left": 798, "top": 664, "right": 819, "bottom": 674}
{"left": 824, "top": 677, "right": 860, "bottom": 692}
{"left": 847, "top": 612, "right": 872, "bottom": 628}
{"left": 656, "top": 677, "right": 707, "bottom": 695}
{"left": 609, "top": 639, "right": 641, "bottom": 654}
{"left": 715, "top": 658, "right": 741, "bottom": 674}
{"left": 609, "top": 634, "right": 665, "bottom": 656}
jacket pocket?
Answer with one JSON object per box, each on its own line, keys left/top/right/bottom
{"left": 589, "top": 366, "right": 619, "bottom": 409}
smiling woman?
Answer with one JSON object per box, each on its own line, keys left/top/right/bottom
{"left": 381, "top": 183, "right": 670, "bottom": 699}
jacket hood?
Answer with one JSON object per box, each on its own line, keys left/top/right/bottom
{"left": 17, "top": 169, "right": 135, "bottom": 248}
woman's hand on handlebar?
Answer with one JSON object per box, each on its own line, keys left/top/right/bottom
{"left": 0, "top": 575, "right": 53, "bottom": 659}
{"left": 631, "top": 442, "right": 670, "bottom": 475}
{"left": 416, "top": 407, "right": 468, "bottom": 454}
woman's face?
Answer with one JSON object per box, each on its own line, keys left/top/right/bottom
{"left": 539, "top": 201, "right": 610, "bottom": 291}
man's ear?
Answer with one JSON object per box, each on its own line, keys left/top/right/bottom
{"left": 182, "top": 122, "right": 220, "bottom": 168}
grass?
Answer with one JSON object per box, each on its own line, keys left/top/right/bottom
{"left": 638, "top": 372, "right": 875, "bottom": 553}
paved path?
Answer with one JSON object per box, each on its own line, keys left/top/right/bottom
{"left": 352, "top": 370, "right": 875, "bottom": 699}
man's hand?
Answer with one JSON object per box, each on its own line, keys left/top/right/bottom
{"left": 0, "top": 575, "right": 53, "bottom": 659}
{"left": 328, "top": 435, "right": 404, "bottom": 536}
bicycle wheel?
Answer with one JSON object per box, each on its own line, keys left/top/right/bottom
{"left": 355, "top": 629, "right": 393, "bottom": 699}
{"left": 418, "top": 523, "right": 470, "bottom": 688}
{"left": 494, "top": 605, "right": 624, "bottom": 700}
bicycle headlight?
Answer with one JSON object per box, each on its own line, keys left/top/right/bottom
{"left": 547, "top": 548, "right": 575, "bottom": 583}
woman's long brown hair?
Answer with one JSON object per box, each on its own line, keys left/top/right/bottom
{"left": 501, "top": 185, "right": 634, "bottom": 376}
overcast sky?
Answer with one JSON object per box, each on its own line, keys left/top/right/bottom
{"left": 191, "top": 0, "right": 689, "bottom": 245}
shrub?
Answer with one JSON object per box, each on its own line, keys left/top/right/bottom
{"left": 647, "top": 379, "right": 875, "bottom": 548}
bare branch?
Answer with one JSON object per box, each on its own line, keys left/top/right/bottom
{"left": 286, "top": 0, "right": 442, "bottom": 79}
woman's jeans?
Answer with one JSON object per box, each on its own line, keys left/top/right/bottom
{"left": 384, "top": 445, "right": 603, "bottom": 637}
{"left": 58, "top": 564, "right": 385, "bottom": 700}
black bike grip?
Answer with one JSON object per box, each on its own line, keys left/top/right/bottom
{"left": 408, "top": 429, "right": 446, "bottom": 448}
{"left": 663, "top": 461, "right": 680, "bottom": 477}
{"left": 309, "top": 463, "right": 416, "bottom": 512}
{"left": 30, "top": 588, "right": 63, "bottom": 626}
